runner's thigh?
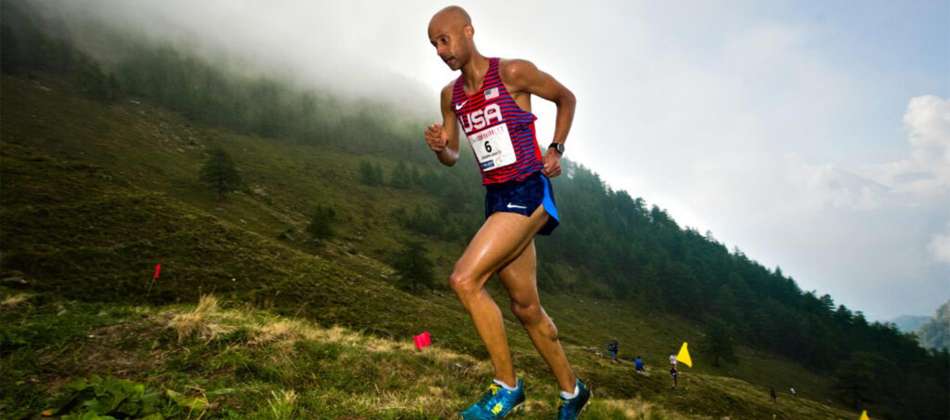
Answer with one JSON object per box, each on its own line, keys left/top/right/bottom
{"left": 454, "top": 206, "right": 549, "bottom": 282}
{"left": 497, "top": 240, "right": 540, "bottom": 306}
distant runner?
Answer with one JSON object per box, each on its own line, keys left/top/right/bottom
{"left": 607, "top": 339, "right": 619, "bottom": 363}
{"left": 425, "top": 5, "right": 588, "bottom": 419}
{"left": 634, "top": 355, "right": 645, "bottom": 374}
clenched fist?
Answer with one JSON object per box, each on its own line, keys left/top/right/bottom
{"left": 424, "top": 123, "right": 448, "bottom": 153}
{"left": 542, "top": 149, "right": 562, "bottom": 178}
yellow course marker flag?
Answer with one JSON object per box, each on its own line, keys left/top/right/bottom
{"left": 676, "top": 342, "right": 693, "bottom": 367}
{"left": 859, "top": 410, "right": 869, "bottom": 420}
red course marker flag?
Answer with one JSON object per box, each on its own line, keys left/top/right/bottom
{"left": 414, "top": 331, "right": 432, "bottom": 350}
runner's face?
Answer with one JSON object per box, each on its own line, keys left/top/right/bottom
{"left": 428, "top": 23, "right": 470, "bottom": 71}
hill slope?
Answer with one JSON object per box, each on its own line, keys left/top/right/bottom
{"left": 0, "top": 73, "right": 859, "bottom": 418}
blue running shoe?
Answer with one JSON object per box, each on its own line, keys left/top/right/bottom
{"left": 557, "top": 379, "right": 591, "bottom": 420}
{"left": 460, "top": 379, "right": 526, "bottom": 419}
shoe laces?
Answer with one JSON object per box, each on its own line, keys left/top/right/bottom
{"left": 477, "top": 383, "right": 503, "bottom": 406}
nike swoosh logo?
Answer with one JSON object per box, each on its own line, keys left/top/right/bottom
{"left": 455, "top": 100, "right": 468, "bottom": 111}
{"left": 506, "top": 203, "right": 527, "bottom": 210}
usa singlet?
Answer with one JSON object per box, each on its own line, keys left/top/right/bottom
{"left": 451, "top": 57, "right": 544, "bottom": 185}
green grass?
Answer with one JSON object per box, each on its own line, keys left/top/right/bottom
{"left": 1, "top": 289, "right": 854, "bottom": 419}
{"left": 0, "top": 73, "right": 858, "bottom": 418}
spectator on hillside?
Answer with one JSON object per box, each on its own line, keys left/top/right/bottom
{"left": 607, "top": 339, "right": 619, "bottom": 363}
{"left": 770, "top": 387, "right": 777, "bottom": 402}
{"left": 669, "top": 353, "right": 677, "bottom": 368}
{"left": 634, "top": 355, "right": 645, "bottom": 374}
{"left": 670, "top": 365, "right": 679, "bottom": 388}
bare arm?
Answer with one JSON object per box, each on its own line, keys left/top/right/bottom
{"left": 502, "top": 59, "right": 576, "bottom": 146}
{"left": 501, "top": 59, "right": 576, "bottom": 177}
{"left": 424, "top": 83, "right": 461, "bottom": 166}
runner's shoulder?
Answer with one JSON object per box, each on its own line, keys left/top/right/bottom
{"left": 441, "top": 81, "right": 455, "bottom": 96}
{"left": 498, "top": 58, "right": 539, "bottom": 85}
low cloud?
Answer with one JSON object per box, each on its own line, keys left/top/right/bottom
{"left": 930, "top": 223, "right": 950, "bottom": 264}
{"left": 862, "top": 95, "right": 950, "bottom": 200}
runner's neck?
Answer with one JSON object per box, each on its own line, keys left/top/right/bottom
{"left": 460, "top": 54, "right": 491, "bottom": 94}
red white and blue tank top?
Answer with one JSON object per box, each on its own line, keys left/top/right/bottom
{"left": 452, "top": 57, "right": 543, "bottom": 185}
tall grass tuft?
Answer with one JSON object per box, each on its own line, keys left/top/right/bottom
{"left": 168, "top": 294, "right": 229, "bottom": 343}
{"left": 266, "top": 389, "right": 298, "bottom": 420}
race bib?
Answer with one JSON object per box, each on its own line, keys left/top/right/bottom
{"left": 469, "top": 124, "right": 517, "bottom": 171}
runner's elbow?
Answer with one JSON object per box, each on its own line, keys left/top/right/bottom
{"left": 438, "top": 150, "right": 459, "bottom": 166}
{"left": 556, "top": 89, "right": 576, "bottom": 108}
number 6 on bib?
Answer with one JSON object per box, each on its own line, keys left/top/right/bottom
{"left": 470, "top": 123, "right": 517, "bottom": 171}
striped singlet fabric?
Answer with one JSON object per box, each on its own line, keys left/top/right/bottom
{"left": 451, "top": 57, "right": 543, "bottom": 185}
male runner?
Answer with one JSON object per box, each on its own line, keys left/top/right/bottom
{"left": 424, "top": 6, "right": 589, "bottom": 419}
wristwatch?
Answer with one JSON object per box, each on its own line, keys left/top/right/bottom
{"left": 548, "top": 142, "right": 565, "bottom": 155}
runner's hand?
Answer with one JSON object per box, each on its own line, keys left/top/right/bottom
{"left": 543, "top": 149, "right": 562, "bottom": 178}
{"left": 424, "top": 123, "right": 448, "bottom": 153}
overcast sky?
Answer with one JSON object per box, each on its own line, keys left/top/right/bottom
{"left": 60, "top": 0, "right": 949, "bottom": 320}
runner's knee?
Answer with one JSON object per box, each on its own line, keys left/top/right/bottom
{"left": 511, "top": 301, "right": 543, "bottom": 325}
{"left": 512, "top": 302, "right": 559, "bottom": 340}
{"left": 448, "top": 270, "right": 481, "bottom": 298}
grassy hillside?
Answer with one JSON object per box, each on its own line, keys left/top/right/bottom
{"left": 1, "top": 73, "right": 858, "bottom": 418}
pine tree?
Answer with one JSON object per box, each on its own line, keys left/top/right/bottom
{"left": 389, "top": 240, "right": 436, "bottom": 292}
{"left": 703, "top": 318, "right": 738, "bottom": 367}
{"left": 389, "top": 161, "right": 412, "bottom": 189}
{"left": 358, "top": 160, "right": 384, "bottom": 186}
{"left": 307, "top": 206, "right": 336, "bottom": 241}
{"left": 199, "top": 148, "right": 243, "bottom": 200}
{"left": 832, "top": 352, "right": 887, "bottom": 410}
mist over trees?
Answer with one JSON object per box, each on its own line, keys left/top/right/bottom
{"left": 2, "top": 1, "right": 947, "bottom": 418}
{"left": 917, "top": 300, "right": 950, "bottom": 351}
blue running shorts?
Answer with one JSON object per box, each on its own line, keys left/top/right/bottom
{"left": 484, "top": 171, "right": 560, "bottom": 236}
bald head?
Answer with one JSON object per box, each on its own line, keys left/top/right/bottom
{"left": 430, "top": 5, "right": 471, "bottom": 29}
{"left": 427, "top": 5, "right": 477, "bottom": 71}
